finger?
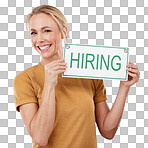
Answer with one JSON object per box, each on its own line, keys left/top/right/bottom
{"left": 59, "top": 58, "right": 65, "bottom": 62}
{"left": 52, "top": 58, "right": 65, "bottom": 63}
{"left": 128, "top": 71, "right": 138, "bottom": 80}
{"left": 45, "top": 58, "right": 65, "bottom": 67}
{"left": 127, "top": 68, "right": 140, "bottom": 75}
{"left": 51, "top": 63, "right": 67, "bottom": 70}
{"left": 48, "top": 66, "right": 66, "bottom": 72}
{"left": 128, "top": 63, "right": 138, "bottom": 69}
{"left": 45, "top": 62, "right": 59, "bottom": 69}
{"left": 55, "top": 69, "right": 67, "bottom": 75}
{"left": 50, "top": 63, "right": 67, "bottom": 70}
{"left": 46, "top": 67, "right": 66, "bottom": 74}
{"left": 128, "top": 60, "right": 132, "bottom": 64}
{"left": 59, "top": 62, "right": 67, "bottom": 66}
{"left": 45, "top": 60, "right": 66, "bottom": 69}
{"left": 51, "top": 58, "right": 65, "bottom": 64}
{"left": 57, "top": 65, "right": 67, "bottom": 70}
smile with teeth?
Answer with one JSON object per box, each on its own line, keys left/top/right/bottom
{"left": 38, "top": 44, "right": 52, "bottom": 51}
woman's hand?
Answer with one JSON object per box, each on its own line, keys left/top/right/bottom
{"left": 44, "top": 58, "right": 67, "bottom": 87}
{"left": 120, "top": 61, "right": 140, "bottom": 88}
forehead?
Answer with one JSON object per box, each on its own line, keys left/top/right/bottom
{"left": 29, "top": 13, "right": 58, "bottom": 30}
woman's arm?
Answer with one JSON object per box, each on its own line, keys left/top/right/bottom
{"left": 95, "top": 61, "right": 140, "bottom": 139}
{"left": 95, "top": 84, "right": 129, "bottom": 139}
{"left": 20, "top": 85, "right": 55, "bottom": 146}
{"left": 19, "top": 58, "right": 67, "bottom": 146}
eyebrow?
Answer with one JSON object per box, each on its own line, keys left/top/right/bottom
{"left": 30, "top": 26, "right": 52, "bottom": 31}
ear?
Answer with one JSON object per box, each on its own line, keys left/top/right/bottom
{"left": 61, "top": 27, "right": 67, "bottom": 40}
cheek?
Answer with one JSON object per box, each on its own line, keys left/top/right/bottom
{"left": 31, "top": 38, "right": 35, "bottom": 45}
{"left": 46, "top": 34, "right": 57, "bottom": 41}
{"left": 46, "top": 32, "right": 61, "bottom": 41}
{"left": 55, "top": 34, "right": 62, "bottom": 45}
{"left": 31, "top": 38, "right": 38, "bottom": 51}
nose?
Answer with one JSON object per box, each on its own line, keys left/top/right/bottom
{"left": 37, "top": 33, "right": 44, "bottom": 43}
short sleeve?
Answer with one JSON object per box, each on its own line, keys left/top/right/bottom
{"left": 13, "top": 71, "right": 38, "bottom": 112}
{"left": 93, "top": 79, "right": 107, "bottom": 103}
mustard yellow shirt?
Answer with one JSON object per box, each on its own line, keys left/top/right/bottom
{"left": 13, "top": 62, "right": 107, "bottom": 148}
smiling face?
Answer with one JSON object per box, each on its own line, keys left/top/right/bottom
{"left": 29, "top": 13, "right": 63, "bottom": 64}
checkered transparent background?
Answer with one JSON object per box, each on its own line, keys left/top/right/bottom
{"left": 0, "top": 0, "right": 148, "bottom": 147}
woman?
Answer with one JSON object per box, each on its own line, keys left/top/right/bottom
{"left": 13, "top": 5, "right": 140, "bottom": 148}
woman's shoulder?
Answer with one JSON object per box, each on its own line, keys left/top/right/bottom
{"left": 14, "top": 63, "right": 41, "bottom": 81}
{"left": 91, "top": 78, "right": 105, "bottom": 89}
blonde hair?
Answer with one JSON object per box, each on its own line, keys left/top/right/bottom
{"left": 26, "top": 5, "right": 69, "bottom": 40}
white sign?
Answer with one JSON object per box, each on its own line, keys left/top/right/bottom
{"left": 62, "top": 43, "right": 129, "bottom": 80}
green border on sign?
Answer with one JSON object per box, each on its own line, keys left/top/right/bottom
{"left": 62, "top": 43, "right": 129, "bottom": 80}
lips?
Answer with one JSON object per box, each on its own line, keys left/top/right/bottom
{"left": 37, "top": 44, "right": 52, "bottom": 52}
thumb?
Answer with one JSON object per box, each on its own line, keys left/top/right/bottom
{"left": 128, "top": 60, "right": 132, "bottom": 64}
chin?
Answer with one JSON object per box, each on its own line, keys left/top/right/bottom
{"left": 41, "top": 54, "right": 52, "bottom": 59}
{"left": 42, "top": 52, "right": 58, "bottom": 59}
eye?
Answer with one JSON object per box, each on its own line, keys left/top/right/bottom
{"left": 44, "top": 30, "right": 51, "bottom": 33}
{"left": 31, "top": 32, "right": 37, "bottom": 35}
